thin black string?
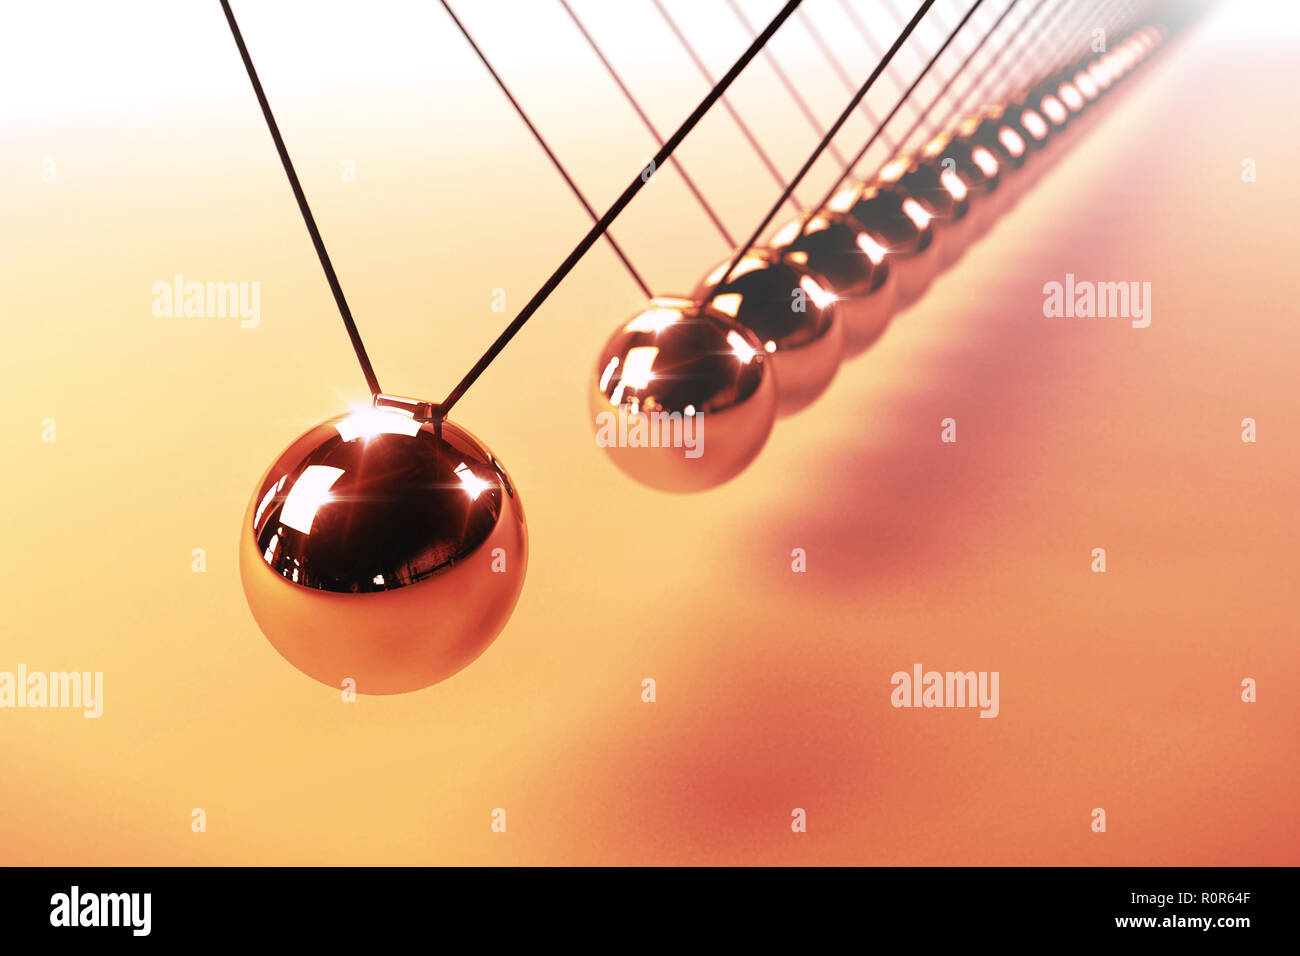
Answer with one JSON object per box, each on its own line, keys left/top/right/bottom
{"left": 1000, "top": 0, "right": 1079, "bottom": 94}
{"left": 722, "top": 0, "right": 938, "bottom": 285}
{"left": 441, "top": 0, "right": 653, "bottom": 298}
{"left": 798, "top": 6, "right": 898, "bottom": 151}
{"left": 930, "top": 0, "right": 1050, "bottom": 134}
{"left": 966, "top": 0, "right": 1067, "bottom": 109}
{"left": 895, "top": 0, "right": 1022, "bottom": 152}
{"left": 726, "top": 0, "right": 849, "bottom": 169}
{"left": 218, "top": 0, "right": 382, "bottom": 396}
{"left": 810, "top": 0, "right": 982, "bottom": 218}
{"left": 440, "top": 0, "right": 805, "bottom": 416}
{"left": 651, "top": 0, "right": 802, "bottom": 212}
{"left": 1036, "top": 0, "right": 1129, "bottom": 82}
{"left": 557, "top": 0, "right": 736, "bottom": 247}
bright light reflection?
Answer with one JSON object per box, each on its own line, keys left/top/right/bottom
{"left": 599, "top": 356, "right": 619, "bottom": 392}
{"left": 281, "top": 465, "right": 345, "bottom": 535}
{"left": 879, "top": 158, "right": 909, "bottom": 182}
{"left": 335, "top": 408, "right": 421, "bottom": 443}
{"left": 940, "top": 169, "right": 968, "bottom": 201}
{"left": 771, "top": 219, "right": 803, "bottom": 246}
{"left": 827, "top": 187, "right": 858, "bottom": 212}
{"left": 799, "top": 275, "right": 837, "bottom": 309}
{"left": 454, "top": 462, "right": 491, "bottom": 501}
{"left": 726, "top": 330, "right": 757, "bottom": 364}
{"left": 972, "top": 147, "right": 999, "bottom": 177}
{"left": 625, "top": 308, "right": 680, "bottom": 334}
{"left": 612, "top": 346, "right": 658, "bottom": 405}
{"left": 902, "top": 198, "right": 932, "bottom": 229}
{"left": 856, "top": 232, "right": 887, "bottom": 264}
{"left": 254, "top": 475, "right": 286, "bottom": 527}
{"left": 705, "top": 255, "right": 764, "bottom": 286}
{"left": 710, "top": 293, "right": 743, "bottom": 317}
{"left": 999, "top": 127, "right": 1026, "bottom": 156}
{"left": 1022, "top": 110, "right": 1048, "bottom": 139}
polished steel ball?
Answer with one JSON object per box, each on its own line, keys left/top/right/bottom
{"left": 695, "top": 249, "right": 843, "bottom": 415}
{"left": 239, "top": 407, "right": 527, "bottom": 694}
{"left": 1071, "top": 66, "right": 1101, "bottom": 103}
{"left": 768, "top": 212, "right": 898, "bottom": 355}
{"left": 827, "top": 180, "right": 941, "bottom": 310}
{"left": 1036, "top": 89, "right": 1071, "bottom": 129}
{"left": 877, "top": 154, "right": 975, "bottom": 268}
{"left": 1056, "top": 77, "right": 1087, "bottom": 114}
{"left": 961, "top": 108, "right": 1030, "bottom": 172}
{"left": 958, "top": 108, "right": 1030, "bottom": 215}
{"left": 924, "top": 132, "right": 1003, "bottom": 240}
{"left": 591, "top": 297, "right": 776, "bottom": 492}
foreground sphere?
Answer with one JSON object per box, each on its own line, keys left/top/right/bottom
{"left": 592, "top": 296, "right": 775, "bottom": 492}
{"left": 827, "top": 180, "right": 941, "bottom": 309}
{"left": 768, "top": 211, "right": 898, "bottom": 355}
{"left": 240, "top": 407, "right": 527, "bottom": 694}
{"left": 695, "top": 249, "right": 843, "bottom": 415}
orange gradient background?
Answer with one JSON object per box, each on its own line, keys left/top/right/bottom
{"left": 1, "top": 0, "right": 1296, "bottom": 865}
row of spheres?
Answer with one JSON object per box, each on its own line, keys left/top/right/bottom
{"left": 593, "top": 25, "right": 1166, "bottom": 492}
{"left": 237, "top": 26, "right": 1163, "bottom": 694}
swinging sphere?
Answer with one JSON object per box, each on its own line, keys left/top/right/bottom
{"left": 828, "top": 180, "right": 942, "bottom": 310}
{"left": 877, "top": 154, "right": 976, "bottom": 267}
{"left": 768, "top": 211, "right": 898, "bottom": 355}
{"left": 694, "top": 248, "right": 843, "bottom": 414}
{"left": 239, "top": 408, "right": 528, "bottom": 694}
{"left": 927, "top": 132, "right": 1004, "bottom": 238}
{"left": 591, "top": 297, "right": 776, "bottom": 492}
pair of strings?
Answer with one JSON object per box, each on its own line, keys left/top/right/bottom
{"left": 223, "top": 0, "right": 1154, "bottom": 418}
{"left": 219, "top": 0, "right": 801, "bottom": 409}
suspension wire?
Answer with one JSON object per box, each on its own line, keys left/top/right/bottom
{"left": 218, "top": 0, "right": 383, "bottom": 396}
{"left": 936, "top": 0, "right": 1051, "bottom": 128}
{"left": 809, "top": 0, "right": 984, "bottom": 218}
{"left": 982, "top": 0, "right": 1075, "bottom": 104}
{"left": 797, "top": 5, "right": 900, "bottom": 152}
{"left": 942, "top": 0, "right": 1060, "bottom": 125}
{"left": 651, "top": 0, "right": 802, "bottom": 211}
{"left": 444, "top": 0, "right": 653, "bottom": 297}
{"left": 726, "top": 0, "right": 850, "bottom": 168}
{"left": 722, "top": 0, "right": 941, "bottom": 285}
{"left": 558, "top": 0, "right": 736, "bottom": 248}
{"left": 440, "top": 0, "right": 805, "bottom": 415}
{"left": 894, "top": 0, "right": 1024, "bottom": 153}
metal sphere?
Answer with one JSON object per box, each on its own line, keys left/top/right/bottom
{"left": 239, "top": 408, "right": 528, "bottom": 694}
{"left": 1056, "top": 77, "right": 1087, "bottom": 114}
{"left": 827, "top": 180, "right": 942, "bottom": 310}
{"left": 1002, "top": 100, "right": 1052, "bottom": 152}
{"left": 924, "top": 132, "right": 1004, "bottom": 240}
{"left": 877, "top": 154, "right": 976, "bottom": 268}
{"left": 1071, "top": 66, "right": 1102, "bottom": 103}
{"left": 767, "top": 213, "right": 898, "bottom": 356}
{"left": 591, "top": 296, "right": 776, "bottom": 492}
{"left": 961, "top": 108, "right": 1030, "bottom": 173}
{"left": 695, "top": 249, "right": 843, "bottom": 415}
